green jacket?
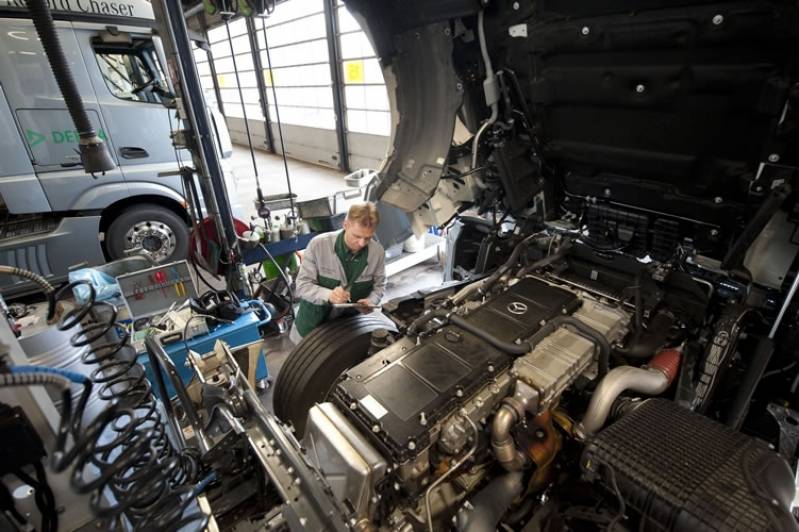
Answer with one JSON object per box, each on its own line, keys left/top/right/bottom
{"left": 293, "top": 230, "right": 386, "bottom": 337}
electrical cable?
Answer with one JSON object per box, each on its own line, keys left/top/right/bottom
{"left": 223, "top": 16, "right": 266, "bottom": 208}
{"left": 258, "top": 242, "right": 296, "bottom": 318}
{"left": 259, "top": 14, "right": 297, "bottom": 221}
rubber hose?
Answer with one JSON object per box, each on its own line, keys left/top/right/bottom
{"left": 450, "top": 314, "right": 531, "bottom": 355}
{"left": 615, "top": 312, "right": 675, "bottom": 359}
{"left": 25, "top": 0, "right": 94, "bottom": 136}
{"left": 407, "top": 308, "right": 450, "bottom": 336}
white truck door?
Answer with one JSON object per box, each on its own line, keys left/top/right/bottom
{"left": 73, "top": 23, "right": 182, "bottom": 188}
{"left": 0, "top": 18, "right": 127, "bottom": 212}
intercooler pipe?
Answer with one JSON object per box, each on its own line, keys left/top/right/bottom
{"left": 25, "top": 0, "right": 114, "bottom": 174}
{"left": 580, "top": 348, "right": 681, "bottom": 435}
{"left": 456, "top": 471, "right": 524, "bottom": 532}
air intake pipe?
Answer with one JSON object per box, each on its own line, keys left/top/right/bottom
{"left": 580, "top": 348, "right": 681, "bottom": 435}
{"left": 25, "top": 0, "right": 114, "bottom": 174}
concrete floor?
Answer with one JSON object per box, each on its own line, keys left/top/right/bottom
{"left": 229, "top": 146, "right": 347, "bottom": 222}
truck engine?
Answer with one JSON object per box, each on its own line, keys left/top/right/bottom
{"left": 272, "top": 235, "right": 797, "bottom": 531}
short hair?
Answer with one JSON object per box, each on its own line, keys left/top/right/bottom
{"left": 346, "top": 202, "right": 380, "bottom": 228}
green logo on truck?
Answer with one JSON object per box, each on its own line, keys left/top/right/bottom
{"left": 26, "top": 129, "right": 46, "bottom": 148}
{"left": 26, "top": 128, "right": 108, "bottom": 148}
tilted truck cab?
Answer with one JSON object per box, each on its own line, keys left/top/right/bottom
{"left": 0, "top": 0, "right": 242, "bottom": 294}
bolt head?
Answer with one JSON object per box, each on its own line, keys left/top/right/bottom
{"left": 712, "top": 14, "right": 724, "bottom": 25}
{"left": 488, "top": 365, "right": 495, "bottom": 372}
{"left": 456, "top": 388, "right": 464, "bottom": 397}
{"left": 408, "top": 440, "right": 417, "bottom": 450}
{"left": 372, "top": 424, "right": 380, "bottom": 433}
{"left": 714, "top": 196, "right": 723, "bottom": 204}
{"left": 635, "top": 84, "right": 646, "bottom": 93}
{"left": 710, "top": 229, "right": 719, "bottom": 237}
{"left": 768, "top": 153, "right": 780, "bottom": 163}
{"left": 581, "top": 26, "right": 590, "bottom": 36}
{"left": 350, "top": 402, "right": 357, "bottom": 410}
{"left": 604, "top": 188, "right": 611, "bottom": 196}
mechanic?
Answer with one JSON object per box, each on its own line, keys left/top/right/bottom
{"left": 289, "top": 202, "right": 386, "bottom": 344}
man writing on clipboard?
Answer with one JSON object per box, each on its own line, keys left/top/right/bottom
{"left": 289, "top": 203, "right": 386, "bottom": 345}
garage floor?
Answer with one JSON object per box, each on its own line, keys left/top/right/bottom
{"left": 229, "top": 146, "right": 347, "bottom": 221}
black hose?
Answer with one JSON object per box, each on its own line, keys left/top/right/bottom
{"left": 450, "top": 315, "right": 531, "bottom": 355}
{"left": 450, "top": 314, "right": 610, "bottom": 376}
{"left": 516, "top": 240, "right": 572, "bottom": 277}
{"left": 25, "top": 0, "right": 114, "bottom": 173}
{"left": 615, "top": 311, "right": 675, "bottom": 359}
{"left": 407, "top": 308, "right": 450, "bottom": 336}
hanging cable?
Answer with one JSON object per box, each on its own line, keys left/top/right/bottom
{"left": 259, "top": 14, "right": 297, "bottom": 222}
{"left": 224, "top": 16, "right": 266, "bottom": 209}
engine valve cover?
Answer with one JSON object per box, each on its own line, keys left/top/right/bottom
{"left": 332, "top": 279, "right": 579, "bottom": 461}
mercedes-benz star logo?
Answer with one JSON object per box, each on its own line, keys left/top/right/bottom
{"left": 507, "top": 301, "right": 528, "bottom": 315}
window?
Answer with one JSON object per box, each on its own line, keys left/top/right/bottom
{"left": 253, "top": 0, "right": 336, "bottom": 130}
{"left": 207, "top": 18, "right": 263, "bottom": 120}
{"left": 336, "top": 4, "right": 390, "bottom": 136}
{"left": 94, "top": 41, "right": 168, "bottom": 104}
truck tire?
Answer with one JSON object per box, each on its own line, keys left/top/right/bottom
{"left": 106, "top": 204, "right": 189, "bottom": 264}
{"left": 273, "top": 314, "right": 396, "bottom": 435}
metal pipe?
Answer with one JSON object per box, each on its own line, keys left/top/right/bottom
{"left": 580, "top": 349, "right": 681, "bottom": 434}
{"left": 770, "top": 271, "right": 799, "bottom": 338}
{"left": 491, "top": 405, "right": 527, "bottom": 471}
{"left": 470, "top": 10, "right": 499, "bottom": 171}
{"left": 457, "top": 471, "right": 524, "bottom": 532}
{"left": 144, "top": 334, "right": 211, "bottom": 453}
{"left": 426, "top": 416, "right": 479, "bottom": 532}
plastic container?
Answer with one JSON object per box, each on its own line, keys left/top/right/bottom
{"left": 138, "top": 299, "right": 271, "bottom": 399}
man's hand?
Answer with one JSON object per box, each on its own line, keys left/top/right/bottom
{"left": 329, "top": 286, "right": 351, "bottom": 304}
{"left": 356, "top": 299, "right": 374, "bottom": 313}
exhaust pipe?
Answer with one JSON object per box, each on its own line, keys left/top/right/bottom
{"left": 26, "top": 0, "right": 115, "bottom": 174}
{"left": 581, "top": 348, "right": 681, "bottom": 435}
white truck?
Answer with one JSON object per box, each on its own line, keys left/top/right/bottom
{"left": 0, "top": 0, "right": 242, "bottom": 293}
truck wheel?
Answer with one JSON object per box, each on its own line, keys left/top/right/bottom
{"left": 273, "top": 315, "right": 396, "bottom": 435}
{"left": 106, "top": 204, "right": 189, "bottom": 263}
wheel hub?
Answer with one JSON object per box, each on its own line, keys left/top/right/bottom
{"left": 124, "top": 221, "right": 176, "bottom": 262}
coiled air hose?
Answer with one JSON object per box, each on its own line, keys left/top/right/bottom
{"left": 0, "top": 269, "right": 209, "bottom": 530}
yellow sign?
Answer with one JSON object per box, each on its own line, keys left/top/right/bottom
{"left": 263, "top": 69, "right": 273, "bottom": 87}
{"left": 344, "top": 60, "right": 364, "bottom": 84}
{"left": 216, "top": 74, "right": 227, "bottom": 87}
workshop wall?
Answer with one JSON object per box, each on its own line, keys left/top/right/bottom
{"left": 200, "top": 0, "right": 389, "bottom": 173}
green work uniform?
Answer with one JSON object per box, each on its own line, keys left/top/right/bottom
{"left": 291, "top": 230, "right": 386, "bottom": 341}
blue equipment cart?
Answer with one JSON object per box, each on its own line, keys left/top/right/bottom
{"left": 139, "top": 299, "right": 271, "bottom": 399}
